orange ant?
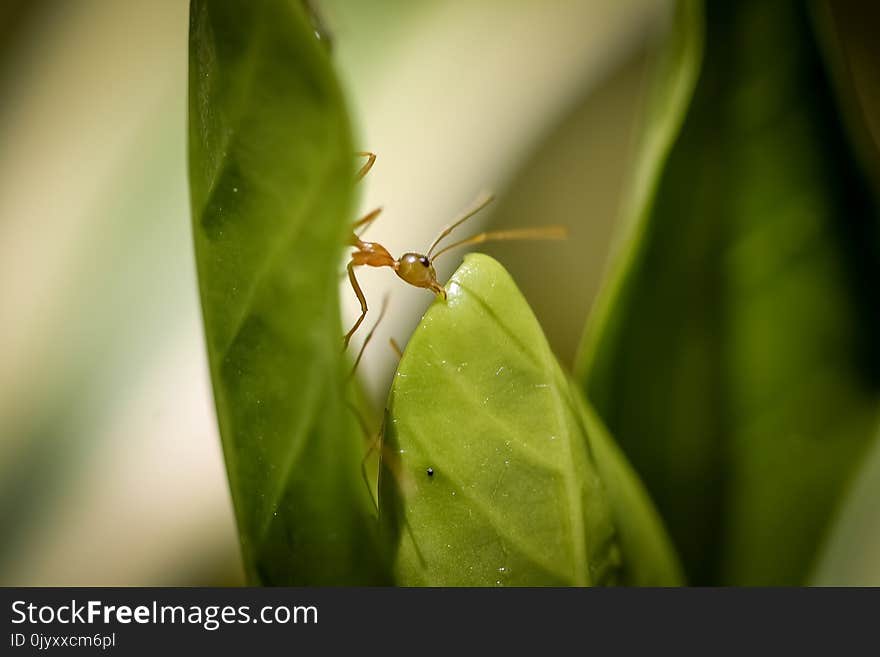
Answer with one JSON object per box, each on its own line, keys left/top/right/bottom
{"left": 343, "top": 152, "right": 566, "bottom": 348}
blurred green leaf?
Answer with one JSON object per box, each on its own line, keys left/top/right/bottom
{"left": 188, "top": 0, "right": 385, "bottom": 584}
{"left": 576, "top": 0, "right": 880, "bottom": 584}
{"left": 816, "top": 0, "right": 880, "bottom": 191}
{"left": 812, "top": 425, "right": 880, "bottom": 585}
{"left": 380, "top": 254, "right": 681, "bottom": 586}
{"left": 567, "top": 378, "right": 684, "bottom": 586}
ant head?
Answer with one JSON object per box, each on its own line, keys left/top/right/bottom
{"left": 395, "top": 253, "right": 446, "bottom": 299}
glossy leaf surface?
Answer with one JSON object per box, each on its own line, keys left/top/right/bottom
{"left": 381, "top": 254, "right": 681, "bottom": 586}
{"left": 189, "top": 0, "right": 384, "bottom": 584}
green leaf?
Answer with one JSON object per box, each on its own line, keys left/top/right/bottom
{"left": 814, "top": 1, "right": 880, "bottom": 192}
{"left": 812, "top": 426, "right": 880, "bottom": 585}
{"left": 380, "top": 254, "right": 681, "bottom": 586}
{"left": 188, "top": 0, "right": 386, "bottom": 584}
{"left": 576, "top": 0, "right": 880, "bottom": 584}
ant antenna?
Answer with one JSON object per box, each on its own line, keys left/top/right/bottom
{"left": 426, "top": 192, "right": 496, "bottom": 258}
{"left": 431, "top": 225, "right": 568, "bottom": 261}
{"left": 425, "top": 191, "right": 567, "bottom": 262}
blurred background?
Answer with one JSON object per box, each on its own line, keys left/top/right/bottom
{"left": 0, "top": 0, "right": 877, "bottom": 585}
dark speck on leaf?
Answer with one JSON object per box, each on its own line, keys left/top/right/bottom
{"left": 426, "top": 467, "right": 434, "bottom": 477}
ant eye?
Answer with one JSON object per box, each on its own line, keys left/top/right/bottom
{"left": 419, "top": 257, "right": 430, "bottom": 267}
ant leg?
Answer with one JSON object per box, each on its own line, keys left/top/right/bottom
{"left": 343, "top": 262, "right": 368, "bottom": 350}
{"left": 361, "top": 430, "right": 385, "bottom": 507}
{"left": 354, "top": 207, "right": 382, "bottom": 229}
{"left": 355, "top": 151, "right": 376, "bottom": 182}
{"left": 353, "top": 207, "right": 383, "bottom": 239}
{"left": 349, "top": 294, "right": 390, "bottom": 379}
{"left": 345, "top": 399, "right": 381, "bottom": 505}
{"left": 352, "top": 411, "right": 410, "bottom": 511}
{"left": 389, "top": 337, "right": 403, "bottom": 359}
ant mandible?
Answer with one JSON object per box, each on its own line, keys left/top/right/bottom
{"left": 343, "top": 152, "right": 566, "bottom": 349}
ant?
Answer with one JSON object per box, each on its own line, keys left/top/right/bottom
{"left": 343, "top": 152, "right": 566, "bottom": 348}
